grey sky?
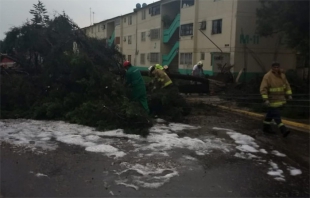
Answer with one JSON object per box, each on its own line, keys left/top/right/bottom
{"left": 0, "top": 0, "right": 158, "bottom": 40}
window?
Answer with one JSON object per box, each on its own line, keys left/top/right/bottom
{"left": 122, "top": 55, "right": 126, "bottom": 60}
{"left": 123, "top": 17, "right": 126, "bottom": 23}
{"left": 180, "top": 53, "right": 192, "bottom": 65}
{"left": 212, "top": 19, "right": 222, "bottom": 34}
{"left": 115, "top": 37, "right": 120, "bottom": 44}
{"left": 128, "top": 16, "right": 132, "bottom": 25}
{"left": 182, "top": 0, "right": 195, "bottom": 8}
{"left": 142, "top": 10, "right": 146, "bottom": 20}
{"left": 101, "top": 24, "right": 106, "bottom": 30}
{"left": 140, "top": 53, "right": 145, "bottom": 64}
{"left": 115, "top": 19, "right": 120, "bottom": 26}
{"left": 128, "top": 35, "right": 132, "bottom": 44}
{"left": 200, "top": 52, "right": 205, "bottom": 60}
{"left": 149, "top": 5, "right": 160, "bottom": 16}
{"left": 141, "top": 32, "right": 146, "bottom": 41}
{"left": 180, "top": 23, "right": 193, "bottom": 36}
{"left": 98, "top": 25, "right": 100, "bottom": 32}
{"left": 128, "top": 55, "right": 131, "bottom": 62}
{"left": 150, "top": 28, "right": 160, "bottom": 40}
{"left": 150, "top": 53, "right": 159, "bottom": 63}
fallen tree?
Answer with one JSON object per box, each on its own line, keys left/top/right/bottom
{"left": 1, "top": 2, "right": 193, "bottom": 136}
{"left": 0, "top": 4, "right": 153, "bottom": 135}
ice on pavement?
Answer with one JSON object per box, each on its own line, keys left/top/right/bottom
{"left": 287, "top": 166, "right": 302, "bottom": 176}
{"left": 29, "top": 171, "right": 48, "bottom": 177}
{"left": 212, "top": 127, "right": 299, "bottom": 182}
{"left": 0, "top": 119, "right": 234, "bottom": 189}
{"left": 234, "top": 152, "right": 260, "bottom": 159}
{"left": 236, "top": 145, "right": 259, "bottom": 153}
{"left": 271, "top": 150, "right": 286, "bottom": 157}
{"left": 267, "top": 161, "right": 285, "bottom": 181}
{"left": 35, "top": 173, "right": 48, "bottom": 177}
{"left": 85, "top": 145, "right": 126, "bottom": 158}
{"left": 259, "top": 149, "right": 268, "bottom": 154}
{"left": 213, "top": 128, "right": 260, "bottom": 154}
{"left": 116, "top": 182, "right": 139, "bottom": 190}
{"left": 115, "top": 162, "right": 179, "bottom": 189}
{"left": 1, "top": 120, "right": 298, "bottom": 187}
{"left": 0, "top": 120, "right": 230, "bottom": 158}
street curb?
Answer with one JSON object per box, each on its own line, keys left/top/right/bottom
{"left": 212, "top": 104, "right": 310, "bottom": 133}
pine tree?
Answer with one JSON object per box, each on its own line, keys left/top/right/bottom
{"left": 29, "top": 0, "right": 49, "bottom": 26}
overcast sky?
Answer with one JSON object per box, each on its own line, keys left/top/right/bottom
{"left": 0, "top": 0, "right": 159, "bottom": 40}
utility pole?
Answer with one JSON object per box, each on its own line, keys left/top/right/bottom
{"left": 93, "top": 12, "right": 95, "bottom": 24}
{"left": 90, "top": 8, "right": 91, "bottom": 25}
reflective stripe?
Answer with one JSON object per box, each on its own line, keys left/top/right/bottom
{"left": 163, "top": 80, "right": 172, "bottom": 88}
{"left": 278, "top": 123, "right": 284, "bottom": 128}
{"left": 286, "top": 90, "right": 292, "bottom": 95}
{"left": 269, "top": 101, "right": 286, "bottom": 107}
{"left": 263, "top": 121, "right": 271, "bottom": 125}
{"left": 269, "top": 87, "right": 284, "bottom": 92}
{"left": 262, "top": 95, "right": 268, "bottom": 99}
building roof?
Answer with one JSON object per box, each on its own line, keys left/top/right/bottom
{"left": 81, "top": 0, "right": 161, "bottom": 29}
{"left": 0, "top": 53, "right": 20, "bottom": 63}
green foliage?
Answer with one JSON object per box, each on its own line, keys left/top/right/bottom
{"left": 0, "top": 5, "right": 152, "bottom": 136}
{"left": 256, "top": 0, "right": 309, "bottom": 56}
{"left": 148, "top": 85, "right": 191, "bottom": 121}
{"left": 29, "top": 0, "right": 49, "bottom": 25}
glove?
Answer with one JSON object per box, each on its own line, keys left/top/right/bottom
{"left": 287, "top": 95, "right": 292, "bottom": 100}
{"left": 264, "top": 100, "right": 270, "bottom": 106}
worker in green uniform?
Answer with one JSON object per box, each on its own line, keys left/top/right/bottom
{"left": 123, "top": 61, "right": 149, "bottom": 113}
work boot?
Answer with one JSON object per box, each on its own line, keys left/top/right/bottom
{"left": 280, "top": 126, "right": 290, "bottom": 138}
{"left": 263, "top": 124, "right": 276, "bottom": 134}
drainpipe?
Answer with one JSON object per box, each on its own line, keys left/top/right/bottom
{"left": 193, "top": 0, "right": 199, "bottom": 66}
{"left": 229, "top": 0, "right": 235, "bottom": 74}
{"left": 135, "top": 12, "right": 138, "bottom": 65}
{"left": 160, "top": 3, "right": 164, "bottom": 66}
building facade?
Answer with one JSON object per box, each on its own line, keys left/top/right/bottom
{"left": 82, "top": 0, "right": 296, "bottom": 78}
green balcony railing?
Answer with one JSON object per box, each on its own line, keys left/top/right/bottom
{"left": 163, "top": 14, "right": 180, "bottom": 43}
{"left": 162, "top": 41, "right": 179, "bottom": 66}
{"left": 108, "top": 31, "right": 115, "bottom": 47}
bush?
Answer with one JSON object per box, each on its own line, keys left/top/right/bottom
{"left": 148, "top": 85, "right": 191, "bottom": 122}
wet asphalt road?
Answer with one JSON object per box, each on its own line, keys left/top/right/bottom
{"left": 1, "top": 106, "right": 309, "bottom": 197}
{"left": 1, "top": 143, "right": 309, "bottom": 197}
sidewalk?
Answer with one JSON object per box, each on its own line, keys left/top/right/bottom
{"left": 186, "top": 96, "right": 310, "bottom": 133}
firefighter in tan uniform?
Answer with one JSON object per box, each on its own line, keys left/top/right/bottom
{"left": 148, "top": 65, "right": 172, "bottom": 90}
{"left": 260, "top": 62, "right": 292, "bottom": 137}
{"left": 148, "top": 65, "right": 174, "bottom": 116}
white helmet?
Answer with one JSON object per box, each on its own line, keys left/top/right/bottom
{"left": 197, "top": 61, "right": 203, "bottom": 66}
{"left": 148, "top": 65, "right": 154, "bottom": 71}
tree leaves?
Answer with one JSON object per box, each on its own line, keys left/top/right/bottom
{"left": 256, "top": 0, "right": 309, "bottom": 56}
{"left": 29, "top": 0, "right": 49, "bottom": 26}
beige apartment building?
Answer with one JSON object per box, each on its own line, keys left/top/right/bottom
{"left": 82, "top": 0, "right": 296, "bottom": 79}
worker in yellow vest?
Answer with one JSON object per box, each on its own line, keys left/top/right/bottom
{"left": 260, "top": 62, "right": 292, "bottom": 137}
{"left": 152, "top": 64, "right": 169, "bottom": 72}
{"left": 148, "top": 65, "right": 172, "bottom": 90}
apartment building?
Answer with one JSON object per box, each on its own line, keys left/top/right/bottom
{"left": 82, "top": 0, "right": 296, "bottom": 78}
